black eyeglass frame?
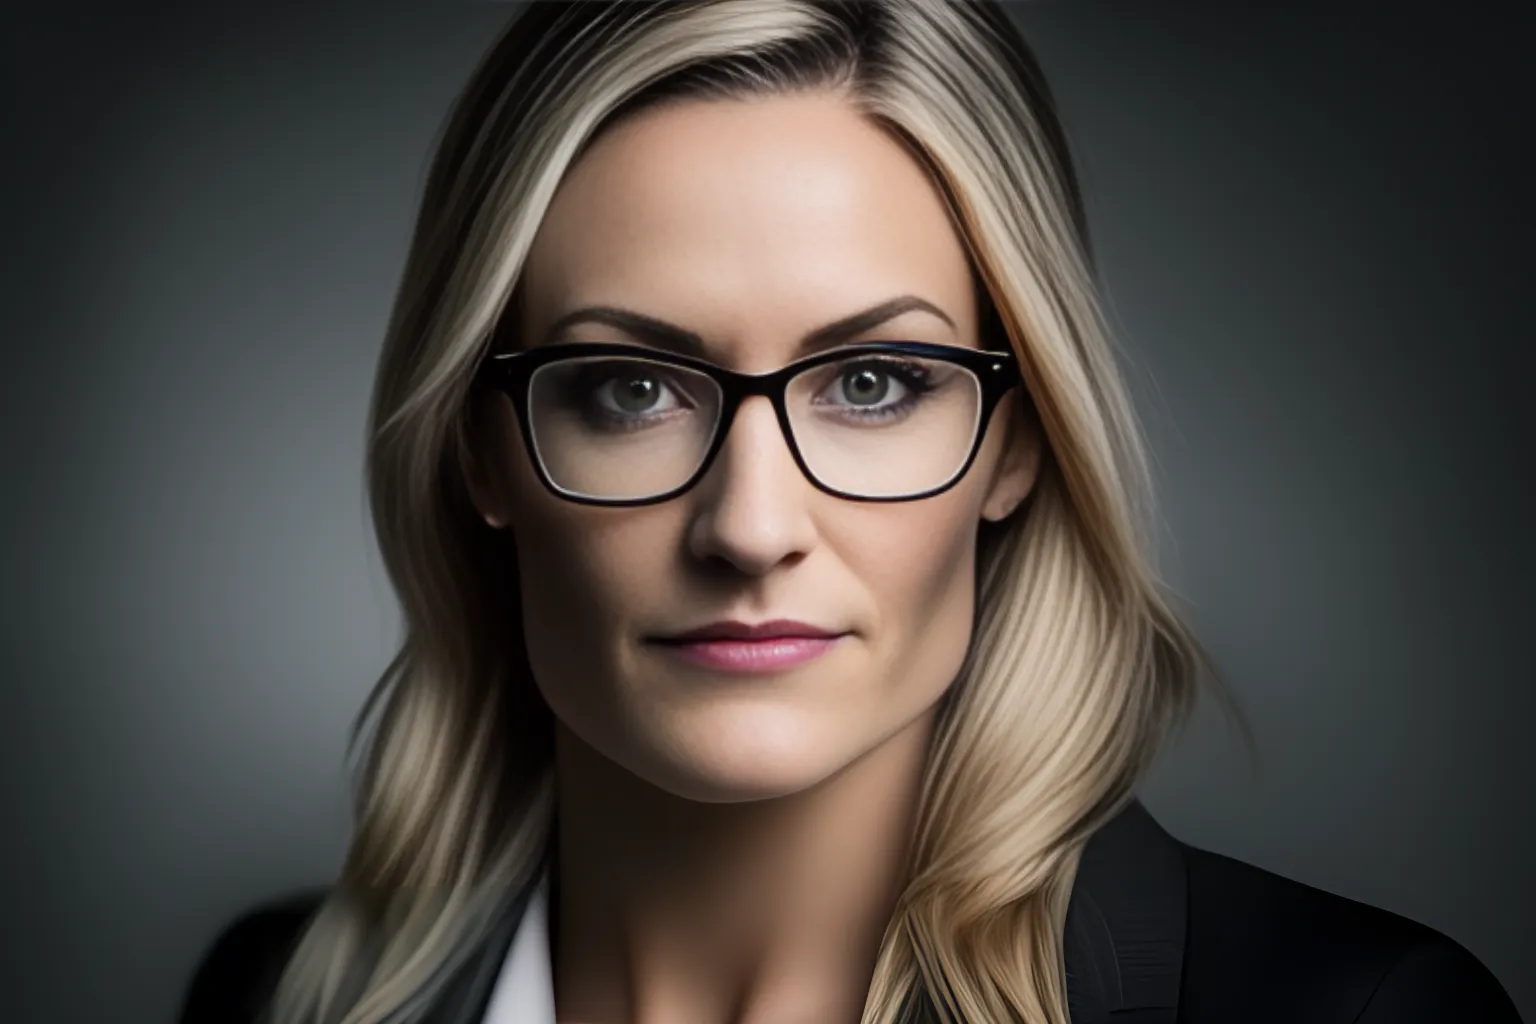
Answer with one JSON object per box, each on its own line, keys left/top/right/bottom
{"left": 471, "top": 340, "right": 1024, "bottom": 506}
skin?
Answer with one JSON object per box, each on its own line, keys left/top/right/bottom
{"left": 467, "top": 89, "right": 1041, "bottom": 1024}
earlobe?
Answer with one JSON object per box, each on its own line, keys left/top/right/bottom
{"left": 461, "top": 396, "right": 512, "bottom": 530}
{"left": 980, "top": 476, "right": 1032, "bottom": 523}
{"left": 980, "top": 401, "right": 1043, "bottom": 524}
{"left": 463, "top": 453, "right": 510, "bottom": 530}
{"left": 473, "top": 484, "right": 510, "bottom": 530}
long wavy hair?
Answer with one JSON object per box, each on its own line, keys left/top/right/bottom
{"left": 268, "top": 2, "right": 1245, "bottom": 1022}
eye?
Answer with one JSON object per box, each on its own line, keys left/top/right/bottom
{"left": 838, "top": 365, "right": 896, "bottom": 406}
{"left": 811, "top": 356, "right": 936, "bottom": 416}
{"left": 597, "top": 367, "right": 675, "bottom": 414}
{"left": 565, "top": 360, "right": 691, "bottom": 418}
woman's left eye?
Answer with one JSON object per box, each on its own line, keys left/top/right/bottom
{"left": 816, "top": 357, "right": 935, "bottom": 409}
{"left": 836, "top": 365, "right": 903, "bottom": 406}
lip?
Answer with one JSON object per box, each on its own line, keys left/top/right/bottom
{"left": 655, "top": 619, "right": 844, "bottom": 642}
{"left": 648, "top": 620, "right": 849, "bottom": 674}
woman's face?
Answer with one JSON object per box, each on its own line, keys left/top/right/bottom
{"left": 470, "top": 90, "right": 1039, "bottom": 802}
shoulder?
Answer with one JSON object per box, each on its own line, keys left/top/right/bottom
{"left": 178, "top": 890, "right": 328, "bottom": 1024}
{"left": 1177, "top": 842, "right": 1522, "bottom": 1023}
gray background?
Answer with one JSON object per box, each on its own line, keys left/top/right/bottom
{"left": 2, "top": 2, "right": 1530, "bottom": 1022}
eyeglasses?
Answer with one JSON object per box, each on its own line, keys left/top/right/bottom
{"left": 471, "top": 340, "right": 1022, "bottom": 506}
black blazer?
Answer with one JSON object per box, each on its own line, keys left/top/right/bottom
{"left": 180, "top": 800, "right": 1523, "bottom": 1023}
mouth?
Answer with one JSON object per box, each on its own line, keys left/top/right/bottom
{"left": 647, "top": 620, "right": 850, "bottom": 673}
{"left": 653, "top": 619, "right": 845, "bottom": 643}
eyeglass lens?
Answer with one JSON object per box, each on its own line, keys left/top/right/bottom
{"left": 525, "top": 351, "right": 984, "bottom": 500}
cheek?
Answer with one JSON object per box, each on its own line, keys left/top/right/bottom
{"left": 499, "top": 421, "right": 644, "bottom": 638}
{"left": 510, "top": 501, "right": 678, "bottom": 704}
{"left": 835, "top": 495, "right": 984, "bottom": 706}
{"left": 851, "top": 499, "right": 981, "bottom": 636}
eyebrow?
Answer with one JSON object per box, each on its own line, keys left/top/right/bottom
{"left": 538, "top": 295, "right": 957, "bottom": 358}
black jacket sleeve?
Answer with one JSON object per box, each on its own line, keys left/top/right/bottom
{"left": 1354, "top": 937, "right": 1524, "bottom": 1023}
{"left": 178, "top": 895, "right": 324, "bottom": 1024}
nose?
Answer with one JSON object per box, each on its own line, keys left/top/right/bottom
{"left": 685, "top": 395, "right": 819, "bottom": 575}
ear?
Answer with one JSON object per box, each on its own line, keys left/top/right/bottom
{"left": 461, "top": 392, "right": 514, "bottom": 530}
{"left": 980, "top": 393, "right": 1043, "bottom": 523}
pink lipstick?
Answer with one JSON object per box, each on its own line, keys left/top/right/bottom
{"left": 649, "top": 619, "right": 847, "bottom": 674}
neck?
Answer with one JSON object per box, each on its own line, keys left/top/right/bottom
{"left": 550, "top": 711, "right": 936, "bottom": 1024}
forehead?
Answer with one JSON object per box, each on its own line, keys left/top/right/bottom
{"left": 517, "top": 91, "right": 978, "bottom": 361}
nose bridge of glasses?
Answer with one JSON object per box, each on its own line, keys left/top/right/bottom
{"left": 715, "top": 388, "right": 798, "bottom": 467}
{"left": 690, "top": 392, "right": 818, "bottom": 520}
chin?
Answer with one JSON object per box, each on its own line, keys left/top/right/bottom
{"left": 633, "top": 703, "right": 860, "bottom": 804}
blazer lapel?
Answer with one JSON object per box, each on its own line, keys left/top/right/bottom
{"left": 901, "top": 799, "right": 1186, "bottom": 1024}
{"left": 1058, "top": 799, "right": 1187, "bottom": 1023}
{"left": 426, "top": 799, "right": 1186, "bottom": 1024}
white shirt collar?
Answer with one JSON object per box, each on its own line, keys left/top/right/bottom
{"left": 480, "top": 866, "right": 557, "bottom": 1024}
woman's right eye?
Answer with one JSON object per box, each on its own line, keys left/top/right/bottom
{"left": 594, "top": 368, "right": 670, "bottom": 413}
{"left": 562, "top": 361, "right": 696, "bottom": 426}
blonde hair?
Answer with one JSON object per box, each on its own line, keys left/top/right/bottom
{"left": 269, "top": 2, "right": 1245, "bottom": 1021}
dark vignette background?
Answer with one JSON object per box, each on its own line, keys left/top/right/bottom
{"left": 1, "top": 2, "right": 1530, "bottom": 1022}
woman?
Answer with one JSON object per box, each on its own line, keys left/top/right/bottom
{"left": 180, "top": 2, "right": 1522, "bottom": 1022}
